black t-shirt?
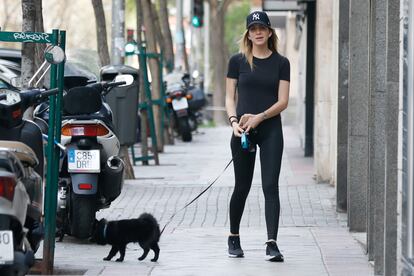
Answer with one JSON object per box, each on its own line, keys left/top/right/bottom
{"left": 227, "top": 52, "right": 290, "bottom": 116}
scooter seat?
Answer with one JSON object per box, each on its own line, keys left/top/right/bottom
{"left": 0, "top": 140, "right": 39, "bottom": 167}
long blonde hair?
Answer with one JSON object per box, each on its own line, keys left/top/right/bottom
{"left": 239, "top": 27, "right": 278, "bottom": 70}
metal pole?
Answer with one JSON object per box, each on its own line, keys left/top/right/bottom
{"left": 175, "top": 0, "right": 184, "bottom": 70}
{"left": 196, "top": 28, "right": 202, "bottom": 73}
{"left": 139, "top": 45, "right": 159, "bottom": 164}
{"left": 305, "top": 2, "right": 315, "bottom": 157}
{"left": 55, "top": 32, "right": 66, "bottom": 145}
{"left": 42, "top": 29, "right": 59, "bottom": 275}
{"left": 111, "top": 0, "right": 125, "bottom": 65}
{"left": 203, "top": 1, "right": 210, "bottom": 93}
{"left": 159, "top": 53, "right": 165, "bottom": 146}
{"left": 189, "top": 0, "right": 194, "bottom": 71}
{"left": 190, "top": 26, "right": 194, "bottom": 72}
{"left": 405, "top": 0, "right": 414, "bottom": 261}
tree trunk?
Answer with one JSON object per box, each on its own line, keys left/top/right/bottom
{"left": 158, "top": 0, "right": 174, "bottom": 72}
{"left": 151, "top": 3, "right": 164, "bottom": 55}
{"left": 21, "top": 0, "right": 36, "bottom": 88}
{"left": 182, "top": 27, "right": 189, "bottom": 72}
{"left": 21, "top": 0, "right": 45, "bottom": 88}
{"left": 119, "top": 145, "right": 135, "bottom": 179}
{"left": 22, "top": 0, "right": 44, "bottom": 119}
{"left": 109, "top": 0, "right": 134, "bottom": 178}
{"left": 34, "top": 0, "right": 45, "bottom": 87}
{"left": 136, "top": 0, "right": 149, "bottom": 164}
{"left": 142, "top": 0, "right": 164, "bottom": 153}
{"left": 208, "top": 0, "right": 232, "bottom": 125}
{"left": 111, "top": 0, "right": 125, "bottom": 65}
{"left": 151, "top": 2, "right": 174, "bottom": 146}
{"left": 91, "top": 0, "right": 110, "bottom": 66}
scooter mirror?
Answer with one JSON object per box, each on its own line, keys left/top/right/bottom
{"left": 28, "top": 45, "right": 66, "bottom": 87}
{"left": 114, "top": 74, "right": 134, "bottom": 86}
{"left": 44, "top": 45, "right": 66, "bottom": 64}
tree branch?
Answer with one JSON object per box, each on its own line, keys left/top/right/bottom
{"left": 222, "top": 0, "right": 234, "bottom": 12}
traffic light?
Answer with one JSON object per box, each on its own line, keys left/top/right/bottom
{"left": 192, "top": 0, "right": 204, "bottom": 28}
{"left": 125, "top": 29, "right": 137, "bottom": 56}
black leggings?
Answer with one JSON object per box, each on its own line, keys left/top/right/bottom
{"left": 229, "top": 117, "right": 284, "bottom": 240}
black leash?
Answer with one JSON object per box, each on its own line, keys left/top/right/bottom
{"left": 160, "top": 157, "right": 234, "bottom": 235}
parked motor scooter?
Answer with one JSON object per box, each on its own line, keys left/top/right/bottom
{"left": 0, "top": 149, "right": 34, "bottom": 276}
{"left": 165, "top": 74, "right": 194, "bottom": 142}
{"left": 0, "top": 45, "right": 64, "bottom": 275}
{"left": 34, "top": 75, "right": 133, "bottom": 239}
{"left": 0, "top": 86, "right": 59, "bottom": 275}
{"left": 164, "top": 71, "right": 206, "bottom": 142}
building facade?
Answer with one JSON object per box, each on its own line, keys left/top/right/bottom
{"left": 313, "top": 0, "right": 410, "bottom": 274}
{"left": 262, "top": 0, "right": 413, "bottom": 274}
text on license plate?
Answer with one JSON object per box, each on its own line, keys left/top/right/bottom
{"left": 68, "top": 149, "right": 100, "bottom": 173}
{"left": 172, "top": 98, "right": 188, "bottom": 110}
{"left": 0, "top": 231, "right": 14, "bottom": 264}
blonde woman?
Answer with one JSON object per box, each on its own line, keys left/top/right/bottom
{"left": 225, "top": 11, "right": 290, "bottom": 262}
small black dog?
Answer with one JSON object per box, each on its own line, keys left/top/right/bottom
{"left": 90, "top": 213, "right": 160, "bottom": 262}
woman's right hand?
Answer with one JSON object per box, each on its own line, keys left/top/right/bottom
{"left": 232, "top": 122, "right": 244, "bottom": 137}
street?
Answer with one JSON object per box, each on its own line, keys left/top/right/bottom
{"left": 35, "top": 123, "right": 374, "bottom": 276}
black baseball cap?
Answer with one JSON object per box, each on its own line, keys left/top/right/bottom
{"left": 246, "top": 11, "right": 271, "bottom": 29}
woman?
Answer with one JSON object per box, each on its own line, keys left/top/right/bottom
{"left": 225, "top": 10, "right": 290, "bottom": 262}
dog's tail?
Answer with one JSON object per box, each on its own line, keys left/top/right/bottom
{"left": 139, "top": 213, "right": 161, "bottom": 240}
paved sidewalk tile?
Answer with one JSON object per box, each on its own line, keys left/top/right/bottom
{"left": 38, "top": 126, "right": 373, "bottom": 276}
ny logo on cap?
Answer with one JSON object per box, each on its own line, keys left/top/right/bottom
{"left": 252, "top": 13, "right": 260, "bottom": 20}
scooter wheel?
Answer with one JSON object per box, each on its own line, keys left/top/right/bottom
{"left": 70, "top": 194, "right": 96, "bottom": 239}
{"left": 178, "top": 117, "right": 192, "bottom": 142}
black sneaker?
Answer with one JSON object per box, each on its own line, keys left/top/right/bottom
{"left": 266, "top": 240, "right": 284, "bottom": 262}
{"left": 228, "top": 236, "right": 244, "bottom": 257}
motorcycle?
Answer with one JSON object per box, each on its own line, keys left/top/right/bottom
{"left": 165, "top": 80, "right": 193, "bottom": 142}
{"left": 164, "top": 71, "right": 206, "bottom": 142}
{"left": 0, "top": 86, "right": 59, "bottom": 275}
{"left": 34, "top": 74, "right": 133, "bottom": 239}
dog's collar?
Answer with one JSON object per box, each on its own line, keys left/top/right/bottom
{"left": 103, "top": 222, "right": 108, "bottom": 240}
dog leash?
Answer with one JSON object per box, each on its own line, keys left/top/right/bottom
{"left": 159, "top": 131, "right": 257, "bottom": 235}
{"left": 160, "top": 157, "right": 234, "bottom": 235}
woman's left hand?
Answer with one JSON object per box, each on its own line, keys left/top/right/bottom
{"left": 239, "top": 113, "right": 254, "bottom": 127}
{"left": 240, "top": 114, "right": 263, "bottom": 133}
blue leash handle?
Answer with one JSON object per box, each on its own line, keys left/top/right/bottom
{"left": 241, "top": 132, "right": 249, "bottom": 150}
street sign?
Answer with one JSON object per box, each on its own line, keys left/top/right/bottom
{"left": 0, "top": 31, "right": 53, "bottom": 43}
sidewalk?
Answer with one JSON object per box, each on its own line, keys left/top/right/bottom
{"left": 45, "top": 125, "right": 374, "bottom": 276}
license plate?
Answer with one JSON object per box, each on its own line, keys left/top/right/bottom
{"left": 68, "top": 149, "right": 100, "bottom": 173}
{"left": 0, "top": 231, "right": 14, "bottom": 264}
{"left": 172, "top": 98, "right": 188, "bottom": 111}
